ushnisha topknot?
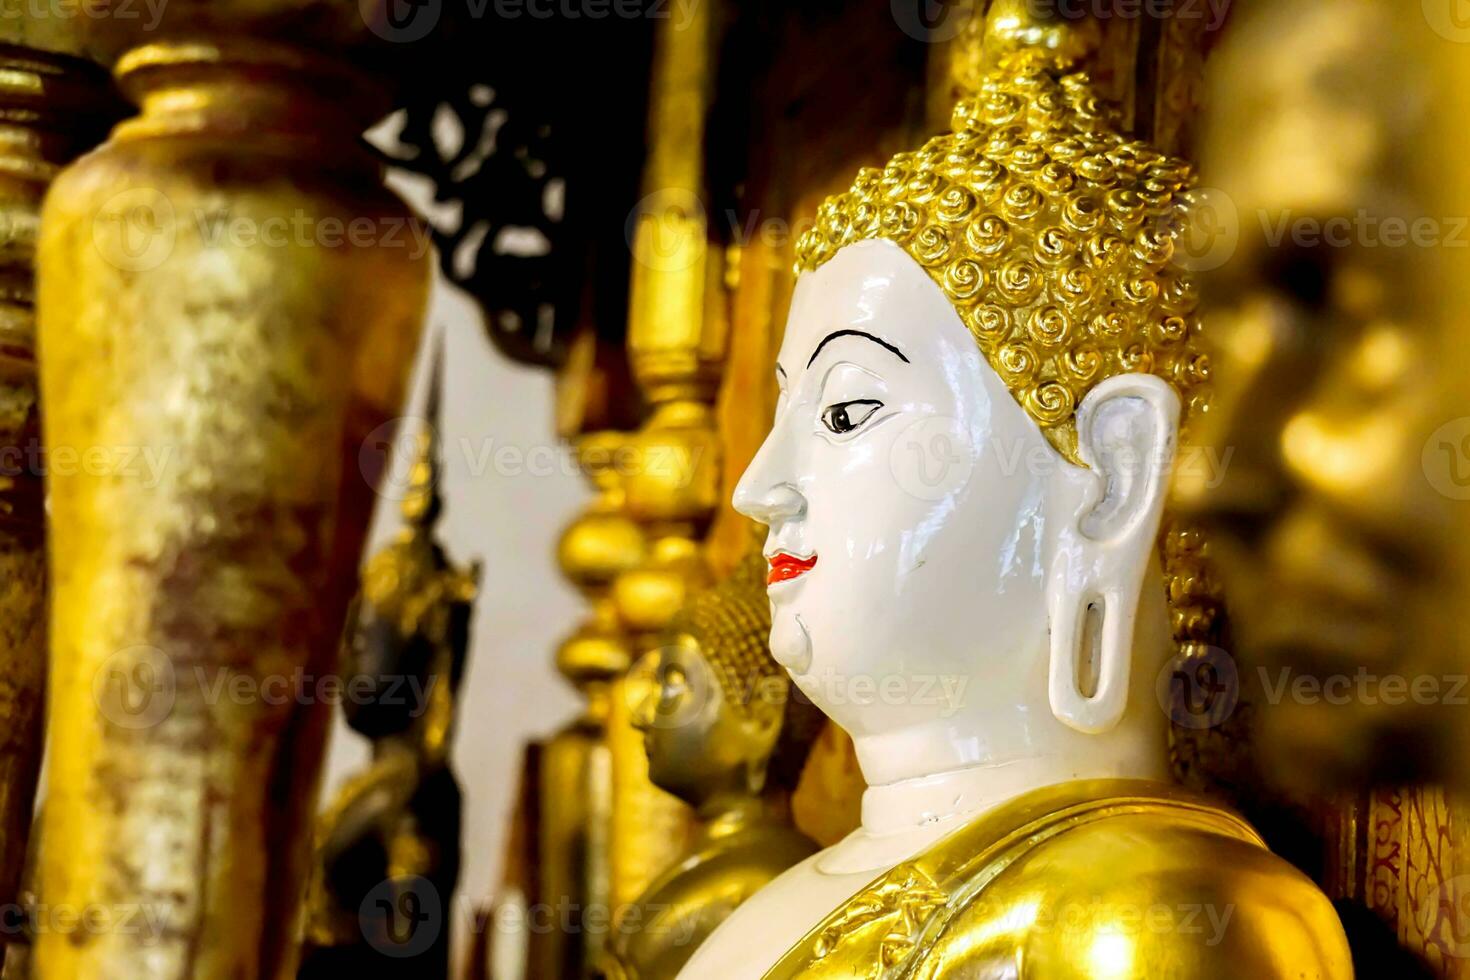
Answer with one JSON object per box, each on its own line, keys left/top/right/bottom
{"left": 794, "top": 53, "right": 1211, "bottom": 466}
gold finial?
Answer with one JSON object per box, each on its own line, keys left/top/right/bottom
{"left": 979, "top": 0, "right": 1103, "bottom": 76}
{"left": 400, "top": 331, "right": 446, "bottom": 531}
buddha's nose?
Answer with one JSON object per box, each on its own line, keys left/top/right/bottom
{"left": 734, "top": 431, "right": 807, "bottom": 527}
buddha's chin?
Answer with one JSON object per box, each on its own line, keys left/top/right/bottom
{"left": 769, "top": 609, "right": 813, "bottom": 676}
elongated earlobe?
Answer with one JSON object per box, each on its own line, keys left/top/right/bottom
{"left": 1048, "top": 583, "right": 1135, "bottom": 734}
{"left": 1047, "top": 374, "right": 1180, "bottom": 734}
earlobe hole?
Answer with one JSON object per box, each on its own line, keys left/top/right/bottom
{"left": 1076, "top": 600, "right": 1104, "bottom": 700}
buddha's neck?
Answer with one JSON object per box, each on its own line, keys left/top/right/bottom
{"left": 851, "top": 699, "right": 1167, "bottom": 836}
{"left": 852, "top": 599, "right": 1173, "bottom": 835}
{"left": 857, "top": 742, "right": 1165, "bottom": 835}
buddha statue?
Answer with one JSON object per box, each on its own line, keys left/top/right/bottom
{"left": 1173, "top": 0, "right": 1470, "bottom": 793}
{"left": 302, "top": 350, "right": 480, "bottom": 973}
{"left": 680, "top": 55, "right": 1352, "bottom": 978}
{"left": 597, "top": 550, "right": 823, "bottom": 979}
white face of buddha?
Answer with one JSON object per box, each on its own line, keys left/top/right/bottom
{"left": 734, "top": 239, "right": 1181, "bottom": 777}
{"left": 734, "top": 239, "right": 1064, "bottom": 747}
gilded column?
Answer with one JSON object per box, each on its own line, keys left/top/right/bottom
{"left": 535, "top": 431, "right": 643, "bottom": 976}
{"left": 34, "top": 6, "right": 429, "bottom": 977}
{"left": 0, "top": 26, "right": 112, "bottom": 926}
{"left": 611, "top": 0, "right": 726, "bottom": 913}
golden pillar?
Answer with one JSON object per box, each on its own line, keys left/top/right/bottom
{"left": 609, "top": 0, "right": 728, "bottom": 913}
{"left": 34, "top": 6, "right": 428, "bottom": 977}
{"left": 0, "top": 26, "right": 113, "bottom": 929}
{"left": 536, "top": 431, "right": 643, "bottom": 976}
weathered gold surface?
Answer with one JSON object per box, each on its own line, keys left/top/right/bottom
{"left": 764, "top": 780, "right": 1351, "bottom": 979}
{"left": 597, "top": 551, "right": 821, "bottom": 979}
{"left": 0, "top": 41, "right": 112, "bottom": 941}
{"left": 34, "top": 30, "right": 426, "bottom": 979}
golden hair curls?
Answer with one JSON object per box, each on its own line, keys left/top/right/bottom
{"left": 794, "top": 55, "right": 1210, "bottom": 466}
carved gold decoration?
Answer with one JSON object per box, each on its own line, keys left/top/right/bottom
{"left": 766, "top": 780, "right": 1349, "bottom": 979}
{"left": 33, "top": 7, "right": 429, "bottom": 975}
{"left": 811, "top": 865, "right": 946, "bottom": 968}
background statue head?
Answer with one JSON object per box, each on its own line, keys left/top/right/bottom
{"left": 734, "top": 56, "right": 1220, "bottom": 786}
{"left": 1177, "top": 0, "right": 1470, "bottom": 789}
{"left": 633, "top": 551, "right": 824, "bottom": 811}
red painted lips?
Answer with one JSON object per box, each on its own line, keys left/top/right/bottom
{"left": 767, "top": 552, "right": 817, "bottom": 585}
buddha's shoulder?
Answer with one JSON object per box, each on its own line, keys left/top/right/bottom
{"left": 604, "top": 824, "right": 817, "bottom": 979}
{"left": 768, "top": 780, "right": 1352, "bottom": 979}
{"left": 660, "top": 822, "right": 819, "bottom": 901}
{"left": 917, "top": 799, "right": 1351, "bottom": 978}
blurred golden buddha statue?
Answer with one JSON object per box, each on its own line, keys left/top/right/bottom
{"left": 595, "top": 550, "right": 822, "bottom": 979}
{"left": 1175, "top": 0, "right": 1470, "bottom": 792}
{"left": 302, "top": 351, "right": 480, "bottom": 973}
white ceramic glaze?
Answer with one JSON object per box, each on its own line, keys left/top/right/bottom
{"left": 677, "top": 239, "right": 1180, "bottom": 979}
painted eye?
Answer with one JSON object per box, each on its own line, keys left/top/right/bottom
{"left": 821, "top": 399, "right": 883, "bottom": 435}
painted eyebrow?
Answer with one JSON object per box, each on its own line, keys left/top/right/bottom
{"left": 805, "top": 329, "right": 910, "bottom": 369}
